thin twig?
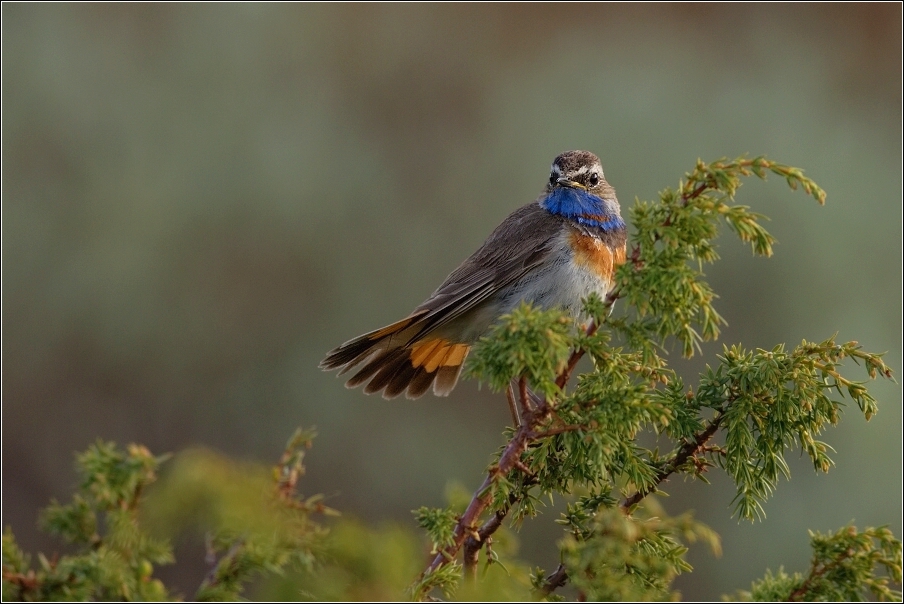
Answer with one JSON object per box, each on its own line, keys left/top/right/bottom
{"left": 462, "top": 476, "right": 540, "bottom": 579}
{"left": 619, "top": 413, "right": 724, "bottom": 511}
{"left": 556, "top": 321, "right": 599, "bottom": 390}
{"left": 528, "top": 424, "right": 583, "bottom": 439}
{"left": 197, "top": 538, "right": 245, "bottom": 598}
{"left": 506, "top": 382, "right": 521, "bottom": 427}
{"left": 463, "top": 509, "right": 507, "bottom": 579}
{"left": 538, "top": 563, "right": 569, "bottom": 597}
{"left": 681, "top": 182, "right": 709, "bottom": 204}
{"left": 513, "top": 459, "right": 535, "bottom": 478}
{"left": 786, "top": 548, "right": 854, "bottom": 602}
{"left": 518, "top": 376, "right": 531, "bottom": 415}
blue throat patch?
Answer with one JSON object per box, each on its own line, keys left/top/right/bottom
{"left": 540, "top": 187, "right": 625, "bottom": 232}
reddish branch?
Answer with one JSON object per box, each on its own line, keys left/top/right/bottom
{"left": 518, "top": 376, "right": 531, "bottom": 414}
{"left": 619, "top": 412, "right": 724, "bottom": 511}
{"left": 461, "top": 473, "right": 542, "bottom": 579}
{"left": 462, "top": 510, "right": 505, "bottom": 578}
{"left": 538, "top": 564, "right": 568, "bottom": 597}
{"left": 2, "top": 569, "right": 40, "bottom": 597}
{"left": 786, "top": 544, "right": 857, "bottom": 602}
{"left": 556, "top": 321, "right": 597, "bottom": 389}
{"left": 423, "top": 317, "right": 610, "bottom": 580}
{"left": 420, "top": 319, "right": 597, "bottom": 583}
{"left": 423, "top": 398, "right": 553, "bottom": 576}
{"left": 197, "top": 538, "right": 245, "bottom": 598}
{"left": 681, "top": 182, "right": 709, "bottom": 205}
{"left": 555, "top": 285, "right": 624, "bottom": 391}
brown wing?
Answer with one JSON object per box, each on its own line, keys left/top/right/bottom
{"left": 409, "top": 203, "right": 564, "bottom": 336}
{"left": 320, "top": 202, "right": 564, "bottom": 398}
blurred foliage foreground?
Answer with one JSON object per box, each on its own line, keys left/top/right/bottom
{"left": 3, "top": 158, "right": 901, "bottom": 601}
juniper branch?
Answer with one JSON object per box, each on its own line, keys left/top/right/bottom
{"left": 538, "top": 563, "right": 568, "bottom": 597}
{"left": 463, "top": 495, "right": 516, "bottom": 579}
{"left": 196, "top": 539, "right": 246, "bottom": 601}
{"left": 423, "top": 315, "right": 608, "bottom": 585}
{"left": 422, "top": 401, "right": 552, "bottom": 578}
{"left": 620, "top": 412, "right": 725, "bottom": 511}
{"left": 556, "top": 321, "right": 599, "bottom": 389}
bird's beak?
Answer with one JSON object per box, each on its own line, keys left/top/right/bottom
{"left": 556, "top": 177, "right": 586, "bottom": 190}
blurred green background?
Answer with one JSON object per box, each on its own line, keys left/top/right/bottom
{"left": 3, "top": 4, "right": 901, "bottom": 600}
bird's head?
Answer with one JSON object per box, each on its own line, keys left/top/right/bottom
{"left": 540, "top": 151, "right": 623, "bottom": 230}
{"left": 546, "top": 150, "right": 609, "bottom": 194}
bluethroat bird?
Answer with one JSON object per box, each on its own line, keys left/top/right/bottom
{"left": 320, "top": 150, "right": 627, "bottom": 401}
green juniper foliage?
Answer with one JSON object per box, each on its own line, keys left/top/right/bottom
{"left": 188, "top": 428, "right": 333, "bottom": 601}
{"left": 549, "top": 504, "right": 720, "bottom": 602}
{"left": 2, "top": 429, "right": 331, "bottom": 602}
{"left": 411, "top": 156, "right": 899, "bottom": 601}
{"left": 413, "top": 507, "right": 459, "bottom": 554}
{"left": 740, "top": 526, "right": 902, "bottom": 602}
{"left": 3, "top": 442, "right": 173, "bottom": 601}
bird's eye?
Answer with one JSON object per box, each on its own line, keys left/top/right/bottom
{"left": 588, "top": 173, "right": 600, "bottom": 187}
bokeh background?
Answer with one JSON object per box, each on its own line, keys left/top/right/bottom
{"left": 3, "top": 4, "right": 901, "bottom": 600}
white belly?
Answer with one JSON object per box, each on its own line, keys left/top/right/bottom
{"left": 438, "top": 232, "right": 613, "bottom": 343}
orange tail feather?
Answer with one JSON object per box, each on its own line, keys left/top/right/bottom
{"left": 321, "top": 321, "right": 470, "bottom": 399}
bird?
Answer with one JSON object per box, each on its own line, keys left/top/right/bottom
{"left": 320, "top": 150, "right": 627, "bottom": 401}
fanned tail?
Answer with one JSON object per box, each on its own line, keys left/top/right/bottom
{"left": 320, "top": 314, "right": 469, "bottom": 399}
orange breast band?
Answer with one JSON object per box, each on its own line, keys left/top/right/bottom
{"left": 569, "top": 231, "right": 626, "bottom": 282}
